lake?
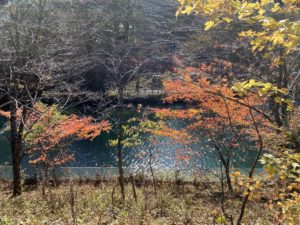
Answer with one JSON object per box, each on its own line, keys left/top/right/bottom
{"left": 0, "top": 110, "right": 261, "bottom": 176}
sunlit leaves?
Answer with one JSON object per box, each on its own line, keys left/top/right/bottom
{"left": 223, "top": 17, "right": 232, "bottom": 23}
{"left": 215, "top": 215, "right": 226, "bottom": 224}
{"left": 180, "top": 5, "right": 194, "bottom": 16}
{"left": 176, "top": 0, "right": 300, "bottom": 64}
{"left": 231, "top": 80, "right": 294, "bottom": 110}
{"left": 232, "top": 79, "right": 287, "bottom": 96}
{"left": 109, "top": 120, "right": 144, "bottom": 148}
{"left": 260, "top": 151, "right": 300, "bottom": 224}
{"left": 204, "top": 20, "right": 215, "bottom": 31}
{"left": 272, "top": 152, "right": 300, "bottom": 181}
{"left": 151, "top": 65, "right": 273, "bottom": 169}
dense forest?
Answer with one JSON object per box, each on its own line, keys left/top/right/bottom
{"left": 0, "top": 0, "right": 299, "bottom": 224}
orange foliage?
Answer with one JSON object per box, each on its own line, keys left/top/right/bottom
{"left": 54, "top": 115, "right": 111, "bottom": 141}
{"left": 1, "top": 103, "right": 111, "bottom": 168}
{"left": 0, "top": 110, "right": 11, "bottom": 118}
{"left": 155, "top": 65, "right": 271, "bottom": 149}
{"left": 144, "top": 123, "right": 191, "bottom": 145}
{"left": 0, "top": 109, "right": 22, "bottom": 119}
{"left": 28, "top": 113, "right": 111, "bottom": 168}
{"left": 153, "top": 108, "right": 200, "bottom": 119}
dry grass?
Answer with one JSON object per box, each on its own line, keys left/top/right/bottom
{"left": 0, "top": 180, "right": 276, "bottom": 225}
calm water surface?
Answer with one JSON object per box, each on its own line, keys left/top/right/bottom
{"left": 0, "top": 112, "right": 261, "bottom": 174}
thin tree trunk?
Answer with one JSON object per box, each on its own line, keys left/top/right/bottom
{"left": 224, "top": 163, "right": 233, "bottom": 192}
{"left": 117, "top": 87, "right": 125, "bottom": 201}
{"left": 281, "top": 60, "right": 289, "bottom": 126}
{"left": 42, "top": 166, "right": 49, "bottom": 197}
{"left": 135, "top": 73, "right": 140, "bottom": 95}
{"left": 117, "top": 140, "right": 125, "bottom": 201}
{"left": 10, "top": 101, "right": 22, "bottom": 197}
{"left": 11, "top": 140, "right": 22, "bottom": 196}
{"left": 130, "top": 174, "right": 137, "bottom": 202}
{"left": 148, "top": 148, "right": 157, "bottom": 194}
{"left": 220, "top": 165, "right": 234, "bottom": 225}
{"left": 206, "top": 130, "right": 233, "bottom": 192}
{"left": 272, "top": 98, "right": 283, "bottom": 127}
{"left": 236, "top": 106, "right": 264, "bottom": 225}
{"left": 272, "top": 50, "right": 289, "bottom": 127}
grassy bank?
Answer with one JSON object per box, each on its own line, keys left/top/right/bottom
{"left": 0, "top": 179, "right": 276, "bottom": 225}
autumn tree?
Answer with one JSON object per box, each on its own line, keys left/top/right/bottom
{"left": 109, "top": 104, "right": 191, "bottom": 194}
{"left": 177, "top": 0, "right": 300, "bottom": 127}
{"left": 155, "top": 66, "right": 269, "bottom": 187}
{"left": 258, "top": 107, "right": 300, "bottom": 224}
{"left": 0, "top": 0, "right": 106, "bottom": 196}
{"left": 58, "top": 0, "right": 201, "bottom": 200}
{"left": 25, "top": 103, "right": 110, "bottom": 177}
{"left": 0, "top": 0, "right": 57, "bottom": 196}
{"left": 151, "top": 64, "right": 294, "bottom": 224}
{"left": 0, "top": 103, "right": 110, "bottom": 194}
{"left": 173, "top": 3, "right": 299, "bottom": 222}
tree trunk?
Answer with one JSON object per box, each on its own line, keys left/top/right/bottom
{"left": 272, "top": 98, "right": 283, "bottom": 127}
{"left": 135, "top": 73, "right": 140, "bottom": 95}
{"left": 117, "top": 87, "right": 125, "bottom": 201}
{"left": 220, "top": 165, "right": 234, "bottom": 225}
{"left": 272, "top": 50, "right": 289, "bottom": 127}
{"left": 148, "top": 148, "right": 157, "bottom": 194}
{"left": 42, "top": 166, "right": 49, "bottom": 197}
{"left": 281, "top": 60, "right": 289, "bottom": 126}
{"left": 117, "top": 138, "right": 125, "bottom": 201}
{"left": 236, "top": 106, "right": 264, "bottom": 225}
{"left": 224, "top": 163, "right": 233, "bottom": 192}
{"left": 130, "top": 174, "right": 137, "bottom": 202}
{"left": 10, "top": 102, "right": 22, "bottom": 197}
{"left": 272, "top": 63, "right": 284, "bottom": 127}
{"left": 11, "top": 140, "right": 22, "bottom": 196}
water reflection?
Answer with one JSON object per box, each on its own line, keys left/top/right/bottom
{"left": 0, "top": 111, "right": 262, "bottom": 174}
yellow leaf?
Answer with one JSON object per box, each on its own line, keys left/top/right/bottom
{"left": 275, "top": 96, "right": 283, "bottom": 103}
{"left": 232, "top": 171, "right": 241, "bottom": 177}
{"left": 205, "top": 20, "right": 215, "bottom": 31}
{"left": 292, "top": 153, "right": 300, "bottom": 162}
{"left": 182, "top": 5, "right": 194, "bottom": 15}
{"left": 258, "top": 9, "right": 265, "bottom": 15}
{"left": 280, "top": 175, "right": 286, "bottom": 180}
{"left": 223, "top": 17, "right": 232, "bottom": 23}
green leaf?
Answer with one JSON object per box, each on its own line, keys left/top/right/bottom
{"left": 215, "top": 215, "right": 227, "bottom": 224}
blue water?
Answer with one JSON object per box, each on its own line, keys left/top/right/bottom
{"left": 0, "top": 114, "right": 261, "bottom": 174}
{"left": 0, "top": 117, "right": 10, "bottom": 164}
